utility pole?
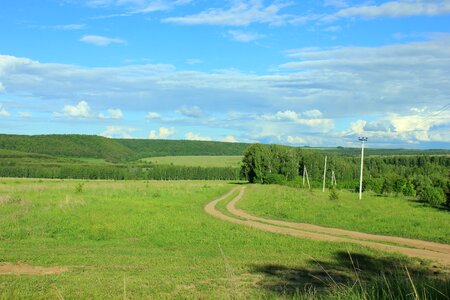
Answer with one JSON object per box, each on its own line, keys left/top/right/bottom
{"left": 302, "top": 165, "right": 306, "bottom": 187}
{"left": 358, "top": 137, "right": 368, "bottom": 200}
{"left": 322, "top": 156, "right": 327, "bottom": 192}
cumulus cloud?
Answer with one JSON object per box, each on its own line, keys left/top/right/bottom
{"left": 0, "top": 105, "right": 10, "bottom": 117}
{"left": 102, "top": 126, "right": 136, "bottom": 138}
{"left": 149, "top": 127, "right": 175, "bottom": 139}
{"left": 99, "top": 108, "right": 123, "bottom": 119}
{"left": 346, "top": 109, "right": 450, "bottom": 144}
{"left": 56, "top": 100, "right": 92, "bottom": 118}
{"left": 54, "top": 100, "right": 123, "bottom": 120}
{"left": 228, "top": 30, "right": 265, "bottom": 42}
{"left": 1, "top": 33, "right": 449, "bottom": 147}
{"left": 80, "top": 35, "right": 126, "bottom": 46}
{"left": 146, "top": 112, "right": 161, "bottom": 119}
{"left": 185, "top": 132, "right": 212, "bottom": 141}
{"left": 261, "top": 110, "right": 334, "bottom": 132}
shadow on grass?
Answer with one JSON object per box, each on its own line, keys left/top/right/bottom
{"left": 251, "top": 251, "right": 450, "bottom": 299}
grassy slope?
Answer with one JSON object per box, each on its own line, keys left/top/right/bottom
{"left": 0, "top": 134, "right": 134, "bottom": 162}
{"left": 141, "top": 155, "right": 243, "bottom": 168}
{"left": 1, "top": 179, "right": 447, "bottom": 299}
{"left": 236, "top": 185, "right": 450, "bottom": 243}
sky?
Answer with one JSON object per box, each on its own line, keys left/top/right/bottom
{"left": 0, "top": 0, "right": 449, "bottom": 148}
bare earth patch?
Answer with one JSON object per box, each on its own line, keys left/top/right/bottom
{"left": 0, "top": 263, "right": 68, "bottom": 275}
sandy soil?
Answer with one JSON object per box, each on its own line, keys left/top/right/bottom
{"left": 0, "top": 262, "right": 67, "bottom": 275}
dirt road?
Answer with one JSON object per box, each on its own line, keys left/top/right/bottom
{"left": 205, "top": 186, "right": 450, "bottom": 267}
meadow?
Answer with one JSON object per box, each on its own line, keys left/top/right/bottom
{"left": 236, "top": 185, "right": 450, "bottom": 243}
{"left": 141, "top": 155, "right": 243, "bottom": 168}
{"left": 0, "top": 179, "right": 449, "bottom": 299}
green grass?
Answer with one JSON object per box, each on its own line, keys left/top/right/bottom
{"left": 236, "top": 185, "right": 450, "bottom": 244}
{"left": 140, "top": 155, "right": 243, "bottom": 168}
{"left": 0, "top": 179, "right": 448, "bottom": 299}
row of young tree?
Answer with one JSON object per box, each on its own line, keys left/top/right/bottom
{"left": 240, "top": 144, "right": 450, "bottom": 207}
{"left": 0, "top": 164, "right": 240, "bottom": 181}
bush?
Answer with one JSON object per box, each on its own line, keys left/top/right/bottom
{"left": 75, "top": 183, "right": 84, "bottom": 193}
{"left": 329, "top": 187, "right": 339, "bottom": 200}
{"left": 401, "top": 182, "right": 416, "bottom": 197}
{"left": 419, "top": 185, "right": 446, "bottom": 207}
{"left": 263, "top": 173, "right": 287, "bottom": 185}
{"left": 380, "top": 179, "right": 394, "bottom": 195}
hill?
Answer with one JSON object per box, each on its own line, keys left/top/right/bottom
{"left": 0, "top": 134, "right": 448, "bottom": 163}
{"left": 0, "top": 134, "right": 249, "bottom": 162}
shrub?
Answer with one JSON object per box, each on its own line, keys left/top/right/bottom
{"left": 263, "top": 173, "right": 287, "bottom": 185}
{"left": 75, "top": 183, "right": 84, "bottom": 193}
{"left": 401, "top": 182, "right": 416, "bottom": 197}
{"left": 419, "top": 185, "right": 446, "bottom": 207}
{"left": 380, "top": 179, "right": 394, "bottom": 195}
{"left": 329, "top": 186, "right": 339, "bottom": 200}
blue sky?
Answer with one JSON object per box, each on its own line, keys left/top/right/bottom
{"left": 0, "top": 0, "right": 449, "bottom": 148}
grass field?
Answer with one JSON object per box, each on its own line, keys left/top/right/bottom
{"left": 140, "top": 155, "right": 243, "bottom": 168}
{"left": 0, "top": 179, "right": 448, "bottom": 299}
{"left": 236, "top": 185, "right": 450, "bottom": 244}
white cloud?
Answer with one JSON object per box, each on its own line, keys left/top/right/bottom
{"left": 99, "top": 108, "right": 123, "bottom": 119}
{"left": 149, "top": 127, "right": 175, "bottom": 139}
{"left": 80, "top": 35, "right": 126, "bottom": 46}
{"left": 0, "top": 105, "right": 10, "bottom": 117}
{"left": 287, "top": 135, "right": 324, "bottom": 146}
{"left": 102, "top": 126, "right": 136, "bottom": 138}
{"left": 55, "top": 100, "right": 123, "bottom": 120}
{"left": 86, "top": 0, "right": 193, "bottom": 16}
{"left": 19, "top": 112, "right": 31, "bottom": 118}
{"left": 303, "top": 109, "right": 323, "bottom": 118}
{"left": 163, "top": 1, "right": 293, "bottom": 26}
{"left": 185, "top": 132, "right": 212, "bottom": 141}
{"left": 56, "top": 101, "right": 92, "bottom": 118}
{"left": 262, "top": 110, "right": 333, "bottom": 132}
{"left": 146, "top": 112, "right": 161, "bottom": 119}
{"left": 51, "top": 24, "right": 87, "bottom": 30}
{"left": 176, "top": 105, "right": 203, "bottom": 118}
{"left": 228, "top": 30, "right": 265, "bottom": 42}
{"left": 1, "top": 33, "right": 450, "bottom": 148}
{"left": 324, "top": 0, "right": 450, "bottom": 21}
{"left": 223, "top": 135, "right": 237, "bottom": 143}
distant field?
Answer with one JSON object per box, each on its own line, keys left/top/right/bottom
{"left": 1, "top": 179, "right": 448, "bottom": 298}
{"left": 141, "top": 155, "right": 243, "bottom": 168}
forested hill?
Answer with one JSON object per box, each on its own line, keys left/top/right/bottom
{"left": 0, "top": 134, "right": 249, "bottom": 162}
{"left": 0, "top": 134, "right": 448, "bottom": 163}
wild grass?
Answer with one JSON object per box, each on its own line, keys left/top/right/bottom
{"left": 236, "top": 184, "right": 450, "bottom": 243}
{"left": 140, "top": 155, "right": 243, "bottom": 168}
{"left": 0, "top": 179, "right": 447, "bottom": 299}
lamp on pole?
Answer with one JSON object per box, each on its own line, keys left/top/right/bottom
{"left": 358, "top": 137, "right": 368, "bottom": 200}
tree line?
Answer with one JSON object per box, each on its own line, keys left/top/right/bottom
{"left": 241, "top": 144, "right": 450, "bottom": 207}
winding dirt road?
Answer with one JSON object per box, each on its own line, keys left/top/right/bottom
{"left": 205, "top": 186, "right": 450, "bottom": 267}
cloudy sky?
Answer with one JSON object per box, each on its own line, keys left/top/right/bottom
{"left": 0, "top": 0, "right": 449, "bottom": 148}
